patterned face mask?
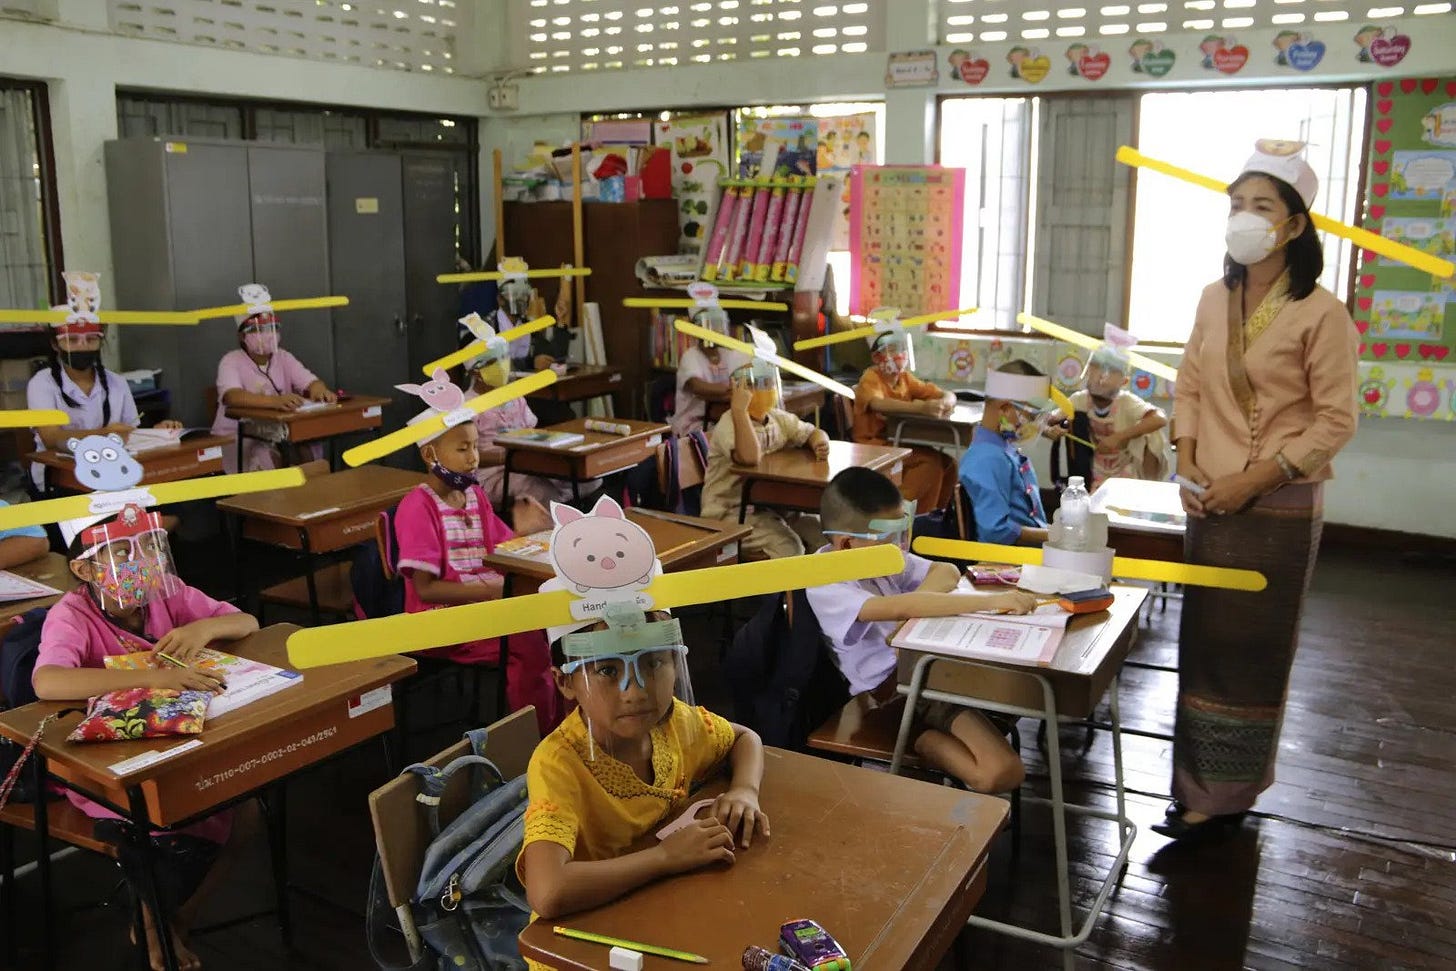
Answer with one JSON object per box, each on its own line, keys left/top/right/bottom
{"left": 91, "top": 559, "right": 162, "bottom": 610}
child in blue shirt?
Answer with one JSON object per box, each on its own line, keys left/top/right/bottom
{"left": 0, "top": 500, "right": 48, "bottom": 567}
{"left": 958, "top": 360, "right": 1053, "bottom": 546}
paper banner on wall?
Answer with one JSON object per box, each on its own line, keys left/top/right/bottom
{"left": 737, "top": 116, "right": 818, "bottom": 178}
{"left": 656, "top": 113, "right": 730, "bottom": 256}
{"left": 815, "top": 113, "right": 877, "bottom": 250}
{"left": 1355, "top": 75, "right": 1456, "bottom": 398}
{"left": 848, "top": 165, "right": 966, "bottom": 316}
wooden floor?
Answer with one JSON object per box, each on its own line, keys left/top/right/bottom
{"left": 4, "top": 545, "right": 1455, "bottom": 970}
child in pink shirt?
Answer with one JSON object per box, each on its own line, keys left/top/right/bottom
{"left": 30, "top": 505, "right": 260, "bottom": 971}
{"left": 394, "top": 417, "right": 561, "bottom": 735}
{"left": 210, "top": 300, "right": 336, "bottom": 473}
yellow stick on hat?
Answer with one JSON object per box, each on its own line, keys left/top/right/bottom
{"left": 421, "top": 315, "right": 556, "bottom": 376}
{"left": 286, "top": 544, "right": 905, "bottom": 668}
{"left": 0, "top": 409, "right": 72, "bottom": 428}
{"left": 0, "top": 310, "right": 201, "bottom": 325}
{"left": 1017, "top": 312, "right": 1180, "bottom": 384}
{"left": 191, "top": 296, "right": 350, "bottom": 321}
{"left": 793, "top": 308, "right": 979, "bottom": 351}
{"left": 623, "top": 296, "right": 790, "bottom": 313}
{"left": 673, "top": 318, "right": 855, "bottom": 399}
{"left": 912, "top": 536, "right": 1267, "bottom": 592}
{"left": 438, "top": 267, "right": 593, "bottom": 284}
{"left": 1116, "top": 146, "right": 1455, "bottom": 280}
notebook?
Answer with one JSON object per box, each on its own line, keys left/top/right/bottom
{"left": 891, "top": 614, "right": 1063, "bottom": 667}
{"left": 492, "top": 530, "right": 552, "bottom": 563}
{"left": 122, "top": 427, "right": 214, "bottom": 454}
{"left": 0, "top": 571, "right": 63, "bottom": 604}
{"left": 104, "top": 647, "right": 304, "bottom": 718}
{"left": 495, "top": 428, "right": 585, "bottom": 448}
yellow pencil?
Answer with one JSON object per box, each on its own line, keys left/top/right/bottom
{"left": 552, "top": 926, "right": 708, "bottom": 964}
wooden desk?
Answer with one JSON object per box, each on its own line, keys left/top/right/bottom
{"left": 518, "top": 747, "right": 1006, "bottom": 971}
{"left": 732, "top": 440, "right": 911, "bottom": 523}
{"left": 890, "top": 585, "right": 1148, "bottom": 965}
{"left": 0, "top": 554, "right": 77, "bottom": 624}
{"left": 217, "top": 466, "right": 425, "bottom": 620}
{"left": 887, "top": 401, "right": 984, "bottom": 452}
{"left": 0, "top": 624, "right": 414, "bottom": 971}
{"left": 27, "top": 434, "right": 234, "bottom": 493}
{"left": 225, "top": 394, "right": 391, "bottom": 469}
{"left": 518, "top": 364, "right": 622, "bottom": 405}
{"left": 497, "top": 417, "right": 669, "bottom": 506}
{"left": 1091, "top": 477, "right": 1185, "bottom": 563}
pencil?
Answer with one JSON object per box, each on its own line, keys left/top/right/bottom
{"left": 552, "top": 926, "right": 709, "bottom": 964}
{"left": 155, "top": 651, "right": 189, "bottom": 669}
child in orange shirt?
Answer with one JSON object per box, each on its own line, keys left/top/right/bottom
{"left": 851, "top": 328, "right": 958, "bottom": 510}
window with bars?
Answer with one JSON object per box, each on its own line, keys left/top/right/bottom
{"left": 104, "top": 0, "right": 460, "bottom": 73}
{"left": 517, "top": 0, "right": 886, "bottom": 74}
{"left": 0, "top": 80, "right": 59, "bottom": 314}
{"left": 938, "top": 0, "right": 1453, "bottom": 45}
{"left": 1127, "top": 86, "right": 1367, "bottom": 342}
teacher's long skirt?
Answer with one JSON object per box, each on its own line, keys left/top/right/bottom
{"left": 1172, "top": 483, "right": 1322, "bottom": 816}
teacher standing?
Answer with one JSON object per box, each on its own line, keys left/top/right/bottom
{"left": 1154, "top": 141, "right": 1360, "bottom": 841}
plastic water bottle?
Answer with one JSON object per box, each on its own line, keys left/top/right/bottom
{"left": 743, "top": 946, "right": 811, "bottom": 971}
{"left": 1060, "top": 475, "right": 1091, "bottom": 552}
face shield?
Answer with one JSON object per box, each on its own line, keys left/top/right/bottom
{"left": 869, "top": 330, "right": 915, "bottom": 380}
{"left": 53, "top": 309, "right": 104, "bottom": 370}
{"left": 691, "top": 307, "right": 732, "bottom": 349}
{"left": 72, "top": 506, "right": 181, "bottom": 612}
{"left": 823, "top": 499, "right": 917, "bottom": 552}
{"left": 239, "top": 313, "right": 281, "bottom": 356}
{"left": 558, "top": 604, "right": 696, "bottom": 762}
{"left": 499, "top": 279, "right": 534, "bottom": 321}
{"left": 730, "top": 359, "right": 782, "bottom": 421}
{"left": 465, "top": 335, "right": 512, "bottom": 388}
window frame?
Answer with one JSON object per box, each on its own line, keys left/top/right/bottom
{"left": 0, "top": 77, "right": 64, "bottom": 306}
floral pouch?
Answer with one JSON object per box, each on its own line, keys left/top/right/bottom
{"left": 66, "top": 688, "right": 210, "bottom": 743}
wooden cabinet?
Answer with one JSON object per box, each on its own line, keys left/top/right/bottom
{"left": 503, "top": 199, "right": 679, "bottom": 418}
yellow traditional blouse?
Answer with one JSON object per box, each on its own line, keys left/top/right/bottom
{"left": 516, "top": 700, "right": 736, "bottom": 882}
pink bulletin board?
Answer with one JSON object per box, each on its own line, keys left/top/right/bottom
{"left": 848, "top": 165, "right": 966, "bottom": 316}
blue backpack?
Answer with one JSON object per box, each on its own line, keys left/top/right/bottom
{"left": 352, "top": 507, "right": 405, "bottom": 619}
{"left": 0, "top": 607, "right": 51, "bottom": 803}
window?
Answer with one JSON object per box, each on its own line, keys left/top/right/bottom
{"left": 1127, "top": 87, "right": 1367, "bottom": 342}
{"left": 938, "top": 97, "right": 1033, "bottom": 330}
{"left": 0, "top": 79, "right": 59, "bottom": 313}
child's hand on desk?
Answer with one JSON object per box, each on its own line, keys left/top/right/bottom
{"left": 150, "top": 666, "right": 225, "bottom": 695}
{"left": 809, "top": 430, "right": 831, "bottom": 460}
{"left": 308, "top": 386, "right": 338, "bottom": 404}
{"left": 274, "top": 393, "right": 307, "bottom": 411}
{"left": 152, "top": 624, "right": 215, "bottom": 663}
{"left": 982, "top": 591, "right": 1038, "bottom": 615}
{"left": 533, "top": 354, "right": 557, "bottom": 371}
{"left": 656, "top": 818, "right": 736, "bottom": 873}
{"left": 711, "top": 787, "right": 770, "bottom": 848}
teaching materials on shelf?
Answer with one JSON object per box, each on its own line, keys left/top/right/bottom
{"left": 783, "top": 176, "right": 819, "bottom": 285}
{"left": 891, "top": 612, "right": 1063, "bottom": 666}
{"left": 0, "top": 570, "right": 63, "bottom": 603}
{"left": 770, "top": 178, "right": 806, "bottom": 282}
{"left": 495, "top": 428, "right": 586, "bottom": 448}
{"left": 751, "top": 179, "right": 789, "bottom": 283}
{"left": 635, "top": 255, "right": 702, "bottom": 288}
{"left": 492, "top": 530, "right": 552, "bottom": 563}
{"left": 700, "top": 183, "right": 741, "bottom": 282}
{"left": 104, "top": 647, "right": 303, "bottom": 718}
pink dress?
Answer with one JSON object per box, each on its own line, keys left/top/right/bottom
{"left": 466, "top": 390, "right": 577, "bottom": 508}
{"left": 393, "top": 483, "right": 561, "bottom": 734}
{"left": 211, "top": 348, "right": 326, "bottom": 473}
{"left": 34, "top": 586, "right": 242, "bottom": 844}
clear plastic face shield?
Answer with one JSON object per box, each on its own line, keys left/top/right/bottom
{"left": 53, "top": 313, "right": 104, "bottom": 370}
{"left": 558, "top": 605, "right": 696, "bottom": 761}
{"left": 72, "top": 506, "right": 182, "bottom": 612}
{"left": 869, "top": 330, "right": 915, "bottom": 380}
{"left": 1082, "top": 352, "right": 1129, "bottom": 406}
{"left": 465, "top": 335, "right": 512, "bottom": 389}
{"left": 691, "top": 307, "right": 732, "bottom": 350}
{"left": 823, "top": 499, "right": 917, "bottom": 552}
{"left": 499, "top": 279, "right": 534, "bottom": 321}
{"left": 731, "top": 358, "right": 782, "bottom": 421}
{"left": 1003, "top": 399, "right": 1052, "bottom": 444}
{"left": 239, "top": 312, "right": 281, "bottom": 356}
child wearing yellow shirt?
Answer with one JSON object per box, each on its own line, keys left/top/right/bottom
{"left": 517, "top": 608, "right": 768, "bottom": 921}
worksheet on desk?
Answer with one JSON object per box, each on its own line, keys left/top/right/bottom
{"left": 0, "top": 570, "right": 62, "bottom": 603}
{"left": 893, "top": 615, "right": 1062, "bottom": 666}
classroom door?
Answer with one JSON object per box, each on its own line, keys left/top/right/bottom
{"left": 401, "top": 152, "right": 461, "bottom": 379}
{"left": 325, "top": 152, "right": 412, "bottom": 456}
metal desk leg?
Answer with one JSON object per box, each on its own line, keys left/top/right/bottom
{"left": 299, "top": 528, "right": 320, "bottom": 626}
{"left": 888, "top": 654, "right": 934, "bottom": 775}
{"left": 126, "top": 786, "right": 179, "bottom": 971}
{"left": 31, "top": 752, "right": 53, "bottom": 971}
{"left": 265, "top": 786, "right": 292, "bottom": 948}
{"left": 496, "top": 575, "right": 513, "bottom": 718}
{"left": 738, "top": 481, "right": 752, "bottom": 526}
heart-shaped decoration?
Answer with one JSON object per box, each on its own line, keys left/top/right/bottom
{"left": 1369, "top": 205, "right": 1385, "bottom": 220}
{"left": 1372, "top": 342, "right": 1389, "bottom": 358}
{"left": 1377, "top": 81, "right": 1394, "bottom": 96}
{"left": 1286, "top": 40, "right": 1325, "bottom": 72}
{"left": 1370, "top": 35, "right": 1411, "bottom": 69}
{"left": 1359, "top": 274, "right": 1376, "bottom": 289}
{"left": 1419, "top": 344, "right": 1435, "bottom": 359}
{"left": 1078, "top": 52, "right": 1111, "bottom": 81}
{"left": 1395, "top": 343, "right": 1411, "bottom": 359}
{"left": 1435, "top": 346, "right": 1450, "bottom": 360}
{"left": 959, "top": 58, "right": 989, "bottom": 84}
{"left": 1373, "top": 183, "right": 1389, "bottom": 198}
{"left": 1359, "top": 343, "right": 1367, "bottom": 355}
{"left": 1376, "top": 118, "right": 1393, "bottom": 134}
{"left": 1373, "top": 160, "right": 1390, "bottom": 176}
{"left": 1448, "top": 81, "right": 1456, "bottom": 97}
{"left": 1213, "top": 45, "right": 1248, "bottom": 74}
{"left": 1363, "top": 249, "right": 1379, "bottom": 263}
{"left": 1020, "top": 55, "right": 1051, "bottom": 84}
{"left": 1141, "top": 49, "right": 1176, "bottom": 78}
{"left": 1377, "top": 99, "right": 1394, "bottom": 115}
{"left": 1421, "top": 78, "right": 1437, "bottom": 94}
{"left": 1375, "top": 139, "right": 1392, "bottom": 156}
{"left": 1358, "top": 296, "right": 1373, "bottom": 311}
{"left": 1356, "top": 320, "right": 1370, "bottom": 334}
{"left": 1362, "top": 384, "right": 1382, "bottom": 404}
{"left": 1400, "top": 79, "right": 1417, "bottom": 93}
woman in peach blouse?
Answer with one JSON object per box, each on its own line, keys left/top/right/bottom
{"left": 1155, "top": 141, "right": 1359, "bottom": 842}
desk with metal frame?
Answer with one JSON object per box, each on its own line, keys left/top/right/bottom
{"left": 496, "top": 417, "right": 669, "bottom": 508}
{"left": 730, "top": 440, "right": 910, "bottom": 524}
{"left": 224, "top": 394, "right": 391, "bottom": 470}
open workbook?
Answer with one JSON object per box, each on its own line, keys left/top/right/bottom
{"left": 891, "top": 608, "right": 1068, "bottom": 667}
{"left": 0, "top": 571, "right": 64, "bottom": 604}
{"left": 104, "top": 647, "right": 303, "bottom": 718}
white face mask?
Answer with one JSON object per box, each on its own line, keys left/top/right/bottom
{"left": 1225, "top": 211, "right": 1288, "bottom": 266}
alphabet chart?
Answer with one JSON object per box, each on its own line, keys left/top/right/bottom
{"left": 848, "top": 165, "right": 966, "bottom": 316}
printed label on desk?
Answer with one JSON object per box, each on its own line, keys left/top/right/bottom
{"left": 297, "top": 506, "right": 342, "bottom": 521}
{"left": 716, "top": 541, "right": 739, "bottom": 563}
{"left": 647, "top": 435, "right": 662, "bottom": 448}
{"left": 195, "top": 446, "right": 223, "bottom": 462}
{"left": 348, "top": 686, "right": 391, "bottom": 719}
{"left": 110, "top": 738, "right": 202, "bottom": 776}
{"left": 891, "top": 461, "right": 904, "bottom": 477}
{"left": 362, "top": 405, "right": 382, "bottom": 418}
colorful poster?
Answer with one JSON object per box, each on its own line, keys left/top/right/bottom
{"left": 1355, "top": 76, "right": 1456, "bottom": 419}
{"left": 656, "top": 113, "right": 730, "bottom": 256}
{"left": 737, "top": 116, "right": 818, "bottom": 178}
{"left": 848, "top": 165, "right": 965, "bottom": 316}
{"left": 816, "top": 113, "right": 876, "bottom": 251}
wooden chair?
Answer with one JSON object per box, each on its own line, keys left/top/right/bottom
{"left": 258, "top": 460, "right": 351, "bottom": 621}
{"left": 368, "top": 707, "right": 539, "bottom": 966}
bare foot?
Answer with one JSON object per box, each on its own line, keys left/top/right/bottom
{"left": 135, "top": 911, "right": 203, "bottom": 971}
